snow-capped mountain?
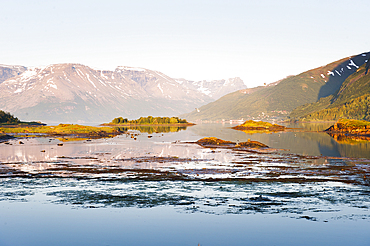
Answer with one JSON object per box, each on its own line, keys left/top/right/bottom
{"left": 0, "top": 64, "right": 216, "bottom": 122}
{"left": 175, "top": 77, "right": 246, "bottom": 100}
{"left": 115, "top": 66, "right": 202, "bottom": 100}
{"left": 317, "top": 53, "right": 370, "bottom": 99}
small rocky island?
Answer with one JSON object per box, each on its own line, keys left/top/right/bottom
{"left": 196, "top": 137, "right": 269, "bottom": 149}
{"left": 103, "top": 116, "right": 194, "bottom": 126}
{"left": 325, "top": 119, "right": 370, "bottom": 136}
{"left": 232, "top": 120, "right": 286, "bottom": 132}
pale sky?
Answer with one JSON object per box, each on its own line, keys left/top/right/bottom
{"left": 1, "top": 0, "right": 369, "bottom": 87}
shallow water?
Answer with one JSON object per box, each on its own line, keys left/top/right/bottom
{"left": 0, "top": 123, "right": 369, "bottom": 245}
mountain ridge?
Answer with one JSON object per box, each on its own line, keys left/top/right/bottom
{"left": 290, "top": 61, "right": 370, "bottom": 121}
{"left": 181, "top": 52, "right": 370, "bottom": 121}
{"left": 0, "top": 63, "right": 244, "bottom": 123}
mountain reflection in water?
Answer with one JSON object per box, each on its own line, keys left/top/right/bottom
{"left": 189, "top": 122, "right": 370, "bottom": 158}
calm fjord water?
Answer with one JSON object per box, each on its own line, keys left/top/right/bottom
{"left": 0, "top": 123, "right": 369, "bottom": 246}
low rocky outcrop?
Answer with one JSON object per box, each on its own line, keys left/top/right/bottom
{"left": 232, "top": 120, "right": 286, "bottom": 132}
{"left": 237, "top": 140, "right": 269, "bottom": 148}
{"left": 196, "top": 137, "right": 268, "bottom": 149}
{"left": 325, "top": 119, "right": 370, "bottom": 135}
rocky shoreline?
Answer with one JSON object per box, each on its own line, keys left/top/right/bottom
{"left": 0, "top": 124, "right": 121, "bottom": 142}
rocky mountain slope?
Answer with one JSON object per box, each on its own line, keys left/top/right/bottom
{"left": 0, "top": 64, "right": 219, "bottom": 122}
{"left": 290, "top": 61, "right": 370, "bottom": 121}
{"left": 0, "top": 65, "right": 27, "bottom": 83}
{"left": 181, "top": 52, "right": 370, "bottom": 121}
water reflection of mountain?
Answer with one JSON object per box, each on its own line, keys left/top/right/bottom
{"left": 188, "top": 123, "right": 248, "bottom": 141}
{"left": 285, "top": 123, "right": 370, "bottom": 158}
{"left": 189, "top": 123, "right": 370, "bottom": 158}
{"left": 296, "top": 132, "right": 370, "bottom": 158}
{"left": 327, "top": 133, "right": 370, "bottom": 144}
{"left": 284, "top": 122, "right": 334, "bottom": 132}
{"left": 114, "top": 125, "right": 188, "bottom": 134}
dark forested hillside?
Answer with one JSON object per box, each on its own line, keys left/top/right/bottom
{"left": 0, "top": 110, "right": 20, "bottom": 124}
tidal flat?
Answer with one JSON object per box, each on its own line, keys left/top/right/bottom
{"left": 0, "top": 123, "right": 369, "bottom": 245}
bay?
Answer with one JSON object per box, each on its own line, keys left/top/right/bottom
{"left": 0, "top": 123, "right": 369, "bottom": 245}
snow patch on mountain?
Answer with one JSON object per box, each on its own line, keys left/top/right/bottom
{"left": 86, "top": 74, "right": 97, "bottom": 88}
{"left": 157, "top": 83, "right": 163, "bottom": 94}
{"left": 100, "top": 71, "right": 108, "bottom": 79}
{"left": 14, "top": 88, "right": 24, "bottom": 93}
{"left": 348, "top": 59, "right": 359, "bottom": 69}
{"left": 18, "top": 68, "right": 38, "bottom": 81}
